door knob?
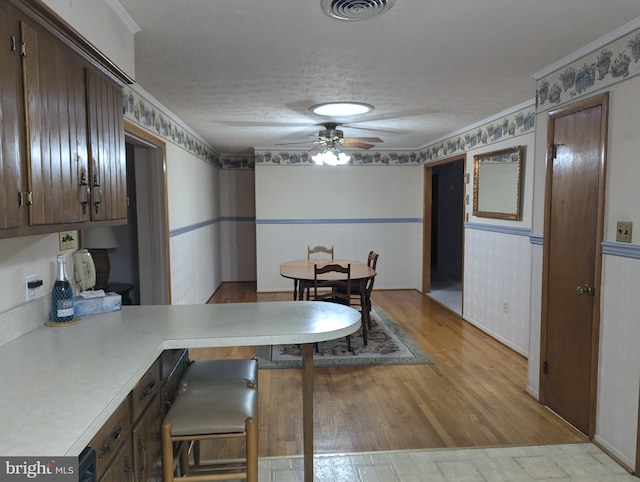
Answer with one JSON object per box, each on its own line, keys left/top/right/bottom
{"left": 576, "top": 284, "right": 594, "bottom": 296}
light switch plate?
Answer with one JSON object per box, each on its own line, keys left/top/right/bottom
{"left": 616, "top": 221, "right": 632, "bottom": 243}
{"left": 59, "top": 231, "right": 76, "bottom": 250}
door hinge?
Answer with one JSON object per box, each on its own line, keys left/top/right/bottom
{"left": 19, "top": 41, "right": 26, "bottom": 57}
{"left": 18, "top": 191, "right": 33, "bottom": 206}
{"left": 543, "top": 361, "right": 548, "bottom": 374}
{"left": 548, "top": 143, "right": 565, "bottom": 160}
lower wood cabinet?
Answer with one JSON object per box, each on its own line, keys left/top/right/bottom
{"left": 90, "top": 349, "right": 188, "bottom": 482}
{"left": 132, "top": 394, "right": 162, "bottom": 482}
{"left": 99, "top": 437, "right": 134, "bottom": 482}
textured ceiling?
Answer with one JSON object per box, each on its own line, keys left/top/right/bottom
{"left": 118, "top": 0, "right": 640, "bottom": 156}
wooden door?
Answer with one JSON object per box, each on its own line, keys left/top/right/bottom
{"left": 542, "top": 94, "right": 608, "bottom": 435}
{"left": 0, "top": 2, "right": 26, "bottom": 231}
{"left": 87, "top": 70, "right": 127, "bottom": 221}
{"left": 21, "top": 20, "right": 89, "bottom": 225}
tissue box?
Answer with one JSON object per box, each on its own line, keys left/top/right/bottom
{"left": 73, "top": 292, "right": 122, "bottom": 316}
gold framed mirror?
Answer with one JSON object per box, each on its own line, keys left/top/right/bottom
{"left": 473, "top": 146, "right": 523, "bottom": 220}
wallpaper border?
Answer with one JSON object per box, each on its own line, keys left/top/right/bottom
{"left": 536, "top": 27, "right": 640, "bottom": 111}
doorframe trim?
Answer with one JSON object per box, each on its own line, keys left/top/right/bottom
{"left": 539, "top": 92, "right": 609, "bottom": 438}
{"left": 123, "top": 120, "right": 172, "bottom": 304}
{"left": 422, "top": 155, "right": 466, "bottom": 303}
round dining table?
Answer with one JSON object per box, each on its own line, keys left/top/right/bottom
{"left": 280, "top": 258, "right": 377, "bottom": 344}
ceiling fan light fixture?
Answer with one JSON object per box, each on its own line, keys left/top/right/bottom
{"left": 311, "top": 102, "right": 373, "bottom": 117}
{"left": 312, "top": 148, "right": 351, "bottom": 166}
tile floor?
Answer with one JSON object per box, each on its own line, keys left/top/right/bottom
{"left": 255, "top": 443, "right": 635, "bottom": 481}
{"left": 426, "top": 270, "right": 462, "bottom": 315}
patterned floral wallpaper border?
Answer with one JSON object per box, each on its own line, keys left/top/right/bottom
{"left": 122, "top": 86, "right": 255, "bottom": 169}
{"left": 419, "top": 104, "right": 536, "bottom": 164}
{"left": 536, "top": 28, "right": 640, "bottom": 110}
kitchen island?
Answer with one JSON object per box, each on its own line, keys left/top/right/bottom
{"left": 0, "top": 301, "right": 360, "bottom": 480}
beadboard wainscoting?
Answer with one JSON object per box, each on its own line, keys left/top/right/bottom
{"left": 170, "top": 221, "right": 221, "bottom": 304}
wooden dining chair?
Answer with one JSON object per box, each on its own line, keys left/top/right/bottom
{"left": 335, "top": 251, "right": 378, "bottom": 337}
{"left": 307, "top": 245, "right": 334, "bottom": 260}
{"left": 311, "top": 263, "right": 353, "bottom": 351}
{"left": 299, "top": 245, "right": 335, "bottom": 300}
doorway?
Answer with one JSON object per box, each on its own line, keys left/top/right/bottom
{"left": 541, "top": 93, "right": 608, "bottom": 436}
{"left": 109, "top": 121, "right": 171, "bottom": 305}
{"left": 423, "top": 157, "right": 465, "bottom": 315}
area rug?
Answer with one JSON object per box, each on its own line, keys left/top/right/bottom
{"left": 257, "top": 306, "right": 434, "bottom": 368}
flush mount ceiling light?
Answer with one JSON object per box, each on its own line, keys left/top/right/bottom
{"left": 320, "top": 0, "right": 396, "bottom": 21}
{"left": 311, "top": 102, "right": 373, "bottom": 117}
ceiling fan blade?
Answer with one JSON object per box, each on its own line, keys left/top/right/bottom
{"left": 343, "top": 137, "right": 383, "bottom": 143}
{"left": 342, "top": 124, "right": 404, "bottom": 135}
{"left": 275, "top": 140, "right": 320, "bottom": 146}
{"left": 310, "top": 143, "right": 326, "bottom": 152}
{"left": 341, "top": 140, "right": 375, "bottom": 150}
{"left": 220, "top": 121, "right": 315, "bottom": 127}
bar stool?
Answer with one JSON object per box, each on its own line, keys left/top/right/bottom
{"left": 177, "top": 358, "right": 258, "bottom": 466}
{"left": 180, "top": 358, "right": 258, "bottom": 390}
{"left": 161, "top": 386, "right": 258, "bottom": 482}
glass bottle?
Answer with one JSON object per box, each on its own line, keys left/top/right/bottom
{"left": 50, "top": 254, "right": 74, "bottom": 322}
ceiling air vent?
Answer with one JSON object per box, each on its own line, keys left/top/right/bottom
{"left": 320, "top": 0, "right": 396, "bottom": 21}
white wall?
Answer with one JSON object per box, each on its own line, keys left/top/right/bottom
{"left": 0, "top": 234, "right": 74, "bottom": 345}
{"left": 42, "top": 0, "right": 136, "bottom": 79}
{"left": 165, "top": 140, "right": 221, "bottom": 304}
{"left": 219, "top": 169, "right": 256, "bottom": 282}
{"left": 166, "top": 143, "right": 219, "bottom": 231}
{"left": 255, "top": 164, "right": 423, "bottom": 292}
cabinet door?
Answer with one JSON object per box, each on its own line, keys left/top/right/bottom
{"left": 100, "top": 437, "right": 134, "bottom": 482}
{"left": 0, "top": 2, "right": 26, "bottom": 230}
{"left": 86, "top": 70, "right": 127, "bottom": 222}
{"left": 132, "top": 395, "right": 162, "bottom": 482}
{"left": 21, "top": 20, "right": 89, "bottom": 225}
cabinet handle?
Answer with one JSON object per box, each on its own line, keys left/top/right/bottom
{"left": 92, "top": 174, "right": 101, "bottom": 214}
{"left": 97, "top": 424, "right": 121, "bottom": 458}
{"left": 80, "top": 170, "right": 89, "bottom": 215}
{"left": 140, "top": 379, "right": 156, "bottom": 400}
{"left": 123, "top": 455, "right": 134, "bottom": 482}
{"left": 98, "top": 442, "right": 112, "bottom": 458}
{"left": 136, "top": 435, "right": 147, "bottom": 482}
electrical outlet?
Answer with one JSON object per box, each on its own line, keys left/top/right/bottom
{"left": 26, "top": 275, "right": 42, "bottom": 301}
{"left": 616, "top": 221, "right": 632, "bottom": 243}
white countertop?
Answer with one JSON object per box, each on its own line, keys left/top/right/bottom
{"left": 0, "top": 301, "right": 360, "bottom": 457}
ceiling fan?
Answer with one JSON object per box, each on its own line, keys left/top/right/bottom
{"left": 278, "top": 123, "right": 383, "bottom": 152}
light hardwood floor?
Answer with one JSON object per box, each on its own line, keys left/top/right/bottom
{"left": 190, "top": 283, "right": 586, "bottom": 459}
